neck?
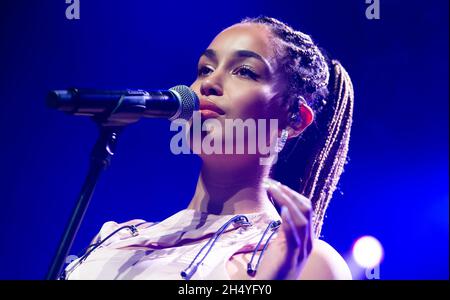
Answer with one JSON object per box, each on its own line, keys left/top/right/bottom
{"left": 187, "top": 156, "right": 278, "bottom": 216}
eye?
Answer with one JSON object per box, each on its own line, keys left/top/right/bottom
{"left": 235, "top": 66, "right": 259, "bottom": 80}
{"left": 197, "top": 65, "right": 213, "bottom": 77}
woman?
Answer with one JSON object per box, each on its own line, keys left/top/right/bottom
{"left": 64, "top": 16, "right": 354, "bottom": 280}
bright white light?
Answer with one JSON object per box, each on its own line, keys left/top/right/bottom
{"left": 352, "top": 236, "right": 384, "bottom": 268}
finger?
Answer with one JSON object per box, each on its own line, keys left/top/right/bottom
{"left": 280, "top": 206, "right": 301, "bottom": 248}
{"left": 306, "top": 220, "right": 313, "bottom": 255}
{"left": 266, "top": 177, "right": 312, "bottom": 218}
{"left": 297, "top": 221, "right": 311, "bottom": 267}
{"left": 266, "top": 178, "right": 313, "bottom": 225}
{"left": 281, "top": 205, "right": 315, "bottom": 273}
{"left": 277, "top": 182, "right": 312, "bottom": 213}
{"left": 265, "top": 178, "right": 311, "bottom": 211}
{"left": 265, "top": 179, "right": 308, "bottom": 230}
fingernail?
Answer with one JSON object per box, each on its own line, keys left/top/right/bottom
{"left": 262, "top": 177, "right": 272, "bottom": 189}
{"left": 269, "top": 178, "right": 281, "bottom": 186}
{"left": 280, "top": 205, "right": 288, "bottom": 217}
{"left": 264, "top": 177, "right": 280, "bottom": 186}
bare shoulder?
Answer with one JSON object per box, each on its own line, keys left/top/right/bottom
{"left": 299, "top": 239, "right": 353, "bottom": 280}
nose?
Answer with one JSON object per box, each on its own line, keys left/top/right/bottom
{"left": 200, "top": 73, "right": 223, "bottom": 97}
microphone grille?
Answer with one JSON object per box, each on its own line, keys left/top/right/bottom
{"left": 169, "top": 85, "right": 199, "bottom": 121}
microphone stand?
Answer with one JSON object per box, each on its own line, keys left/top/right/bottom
{"left": 45, "top": 107, "right": 145, "bottom": 280}
{"left": 45, "top": 125, "right": 121, "bottom": 280}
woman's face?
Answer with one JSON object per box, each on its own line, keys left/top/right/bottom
{"left": 190, "top": 23, "right": 287, "bottom": 121}
{"left": 188, "top": 23, "right": 289, "bottom": 163}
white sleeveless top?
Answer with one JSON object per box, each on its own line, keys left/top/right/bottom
{"left": 64, "top": 208, "right": 281, "bottom": 280}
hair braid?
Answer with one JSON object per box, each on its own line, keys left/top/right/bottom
{"left": 240, "top": 16, "right": 354, "bottom": 238}
{"left": 303, "top": 60, "right": 354, "bottom": 236}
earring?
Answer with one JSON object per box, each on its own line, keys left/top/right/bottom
{"left": 276, "top": 129, "right": 289, "bottom": 153}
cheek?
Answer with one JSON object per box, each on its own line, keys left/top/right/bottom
{"left": 227, "top": 85, "right": 274, "bottom": 120}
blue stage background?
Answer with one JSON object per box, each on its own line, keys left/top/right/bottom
{"left": 0, "top": 0, "right": 448, "bottom": 279}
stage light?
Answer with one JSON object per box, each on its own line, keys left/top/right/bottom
{"left": 352, "top": 236, "right": 384, "bottom": 269}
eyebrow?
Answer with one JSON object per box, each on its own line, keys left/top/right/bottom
{"left": 201, "top": 49, "right": 272, "bottom": 73}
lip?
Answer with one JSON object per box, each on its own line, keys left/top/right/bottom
{"left": 199, "top": 98, "right": 225, "bottom": 115}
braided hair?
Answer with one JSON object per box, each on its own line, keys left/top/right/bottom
{"left": 241, "top": 16, "right": 354, "bottom": 238}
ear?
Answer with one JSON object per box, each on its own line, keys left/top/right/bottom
{"left": 286, "top": 102, "right": 314, "bottom": 138}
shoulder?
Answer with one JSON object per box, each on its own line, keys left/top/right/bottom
{"left": 299, "top": 239, "right": 352, "bottom": 280}
{"left": 90, "top": 218, "right": 150, "bottom": 244}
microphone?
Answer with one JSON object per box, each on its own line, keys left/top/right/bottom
{"left": 47, "top": 85, "right": 199, "bottom": 123}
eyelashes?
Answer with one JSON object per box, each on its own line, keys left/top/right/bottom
{"left": 236, "top": 66, "right": 259, "bottom": 80}
{"left": 197, "top": 66, "right": 212, "bottom": 77}
{"left": 197, "top": 65, "right": 259, "bottom": 80}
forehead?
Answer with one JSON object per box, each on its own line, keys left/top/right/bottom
{"left": 207, "top": 23, "right": 276, "bottom": 62}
